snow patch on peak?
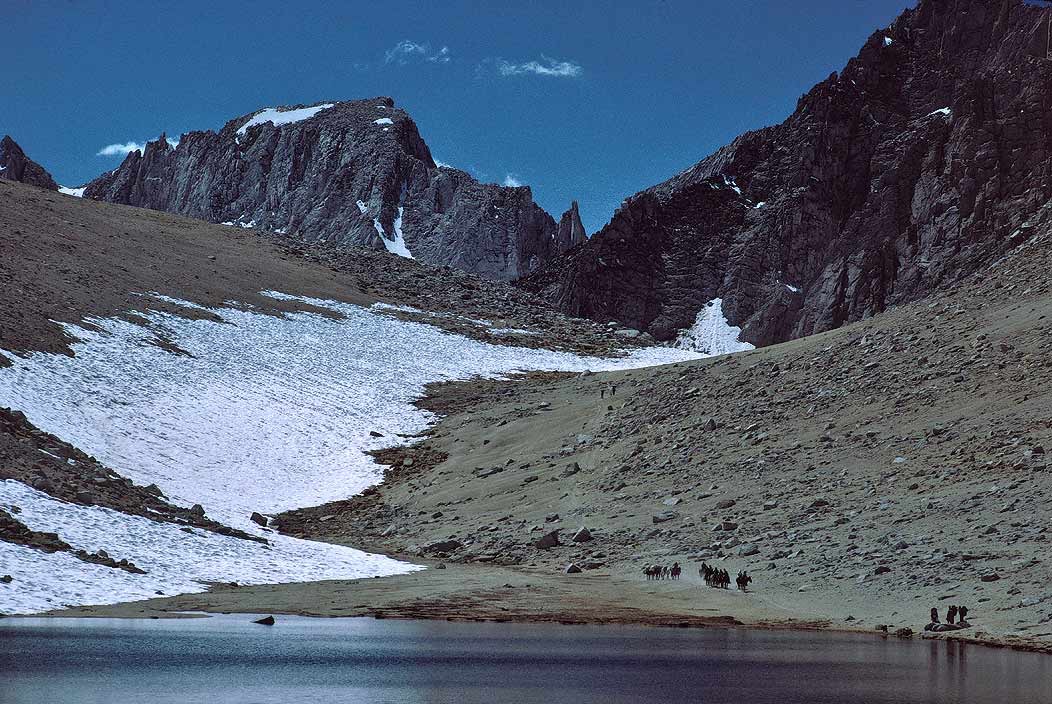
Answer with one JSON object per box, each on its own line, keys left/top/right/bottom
{"left": 235, "top": 103, "right": 336, "bottom": 139}
{"left": 356, "top": 200, "right": 368, "bottom": 214}
{"left": 374, "top": 118, "right": 394, "bottom": 126}
{"left": 58, "top": 186, "right": 86, "bottom": 198}
{"left": 883, "top": 36, "right": 893, "bottom": 46}
{"left": 926, "top": 107, "right": 952, "bottom": 119}
{"left": 674, "top": 298, "right": 755, "bottom": 356}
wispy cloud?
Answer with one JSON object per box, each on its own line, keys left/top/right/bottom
{"left": 496, "top": 55, "right": 582, "bottom": 78}
{"left": 384, "top": 40, "right": 452, "bottom": 66}
{"left": 96, "top": 141, "right": 145, "bottom": 157}
{"left": 502, "top": 173, "right": 524, "bottom": 188}
{"left": 96, "top": 137, "right": 178, "bottom": 157}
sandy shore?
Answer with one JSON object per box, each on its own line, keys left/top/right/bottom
{"left": 41, "top": 557, "right": 1051, "bottom": 656}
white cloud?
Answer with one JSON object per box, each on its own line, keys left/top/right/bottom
{"left": 96, "top": 141, "right": 145, "bottom": 157}
{"left": 497, "top": 55, "right": 582, "bottom": 78}
{"left": 502, "top": 173, "right": 523, "bottom": 188}
{"left": 385, "top": 40, "right": 451, "bottom": 65}
{"left": 96, "top": 137, "right": 178, "bottom": 157}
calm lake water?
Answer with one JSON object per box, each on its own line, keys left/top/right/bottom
{"left": 1, "top": 615, "right": 1049, "bottom": 703}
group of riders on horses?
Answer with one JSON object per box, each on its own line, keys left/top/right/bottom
{"left": 642, "top": 561, "right": 754, "bottom": 592}
{"left": 701, "top": 562, "right": 752, "bottom": 591}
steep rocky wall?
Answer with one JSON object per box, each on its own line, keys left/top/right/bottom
{"left": 522, "top": 0, "right": 1052, "bottom": 345}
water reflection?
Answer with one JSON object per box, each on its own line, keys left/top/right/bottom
{"left": 0, "top": 616, "right": 1048, "bottom": 704}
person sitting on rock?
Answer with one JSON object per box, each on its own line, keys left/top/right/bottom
{"left": 946, "top": 605, "right": 958, "bottom": 625}
{"left": 930, "top": 607, "right": 939, "bottom": 624}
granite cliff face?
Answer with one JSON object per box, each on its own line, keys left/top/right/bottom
{"left": 0, "top": 136, "right": 57, "bottom": 191}
{"left": 521, "top": 0, "right": 1052, "bottom": 345}
{"left": 83, "top": 98, "right": 578, "bottom": 281}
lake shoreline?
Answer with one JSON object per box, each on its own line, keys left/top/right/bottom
{"left": 33, "top": 557, "right": 1052, "bottom": 658}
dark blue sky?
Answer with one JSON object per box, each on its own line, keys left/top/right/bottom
{"left": 4, "top": 0, "right": 912, "bottom": 231}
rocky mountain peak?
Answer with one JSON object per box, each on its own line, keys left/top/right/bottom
{"left": 82, "top": 97, "right": 573, "bottom": 281}
{"left": 0, "top": 136, "right": 57, "bottom": 191}
{"left": 522, "top": 0, "right": 1052, "bottom": 347}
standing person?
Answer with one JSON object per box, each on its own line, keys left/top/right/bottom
{"left": 958, "top": 605, "right": 969, "bottom": 623}
{"left": 930, "top": 607, "right": 940, "bottom": 624}
{"left": 947, "top": 605, "right": 958, "bottom": 625}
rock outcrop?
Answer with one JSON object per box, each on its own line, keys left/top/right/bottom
{"left": 82, "top": 98, "right": 575, "bottom": 281}
{"left": 557, "top": 200, "right": 588, "bottom": 249}
{"left": 0, "top": 136, "right": 57, "bottom": 190}
{"left": 521, "top": 0, "right": 1052, "bottom": 345}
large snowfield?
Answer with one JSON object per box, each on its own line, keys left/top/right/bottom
{"left": 0, "top": 293, "right": 698, "bottom": 614}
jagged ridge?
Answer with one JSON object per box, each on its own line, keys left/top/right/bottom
{"left": 83, "top": 98, "right": 581, "bottom": 282}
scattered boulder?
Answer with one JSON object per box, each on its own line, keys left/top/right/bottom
{"left": 0, "top": 575, "right": 12, "bottom": 584}
{"left": 980, "top": 573, "right": 1000, "bottom": 582}
{"left": 253, "top": 615, "right": 275, "bottom": 626}
{"left": 572, "top": 527, "right": 593, "bottom": 543}
{"left": 738, "top": 544, "right": 759, "bottom": 557}
{"left": 652, "top": 511, "right": 678, "bottom": 524}
{"left": 189, "top": 504, "right": 206, "bottom": 517}
{"left": 894, "top": 627, "right": 913, "bottom": 639}
{"left": 561, "top": 462, "right": 581, "bottom": 477}
{"left": 565, "top": 563, "right": 582, "bottom": 574}
{"left": 423, "top": 539, "right": 463, "bottom": 554}
{"left": 249, "top": 512, "right": 268, "bottom": 527}
{"left": 534, "top": 530, "right": 561, "bottom": 549}
{"left": 716, "top": 499, "right": 736, "bottom": 510}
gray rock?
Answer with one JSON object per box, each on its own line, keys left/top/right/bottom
{"left": 652, "top": 511, "right": 679, "bottom": 524}
{"left": 716, "top": 499, "right": 736, "bottom": 510}
{"left": 565, "top": 563, "right": 582, "bottom": 574}
{"left": 738, "top": 544, "right": 759, "bottom": 556}
{"left": 572, "top": 527, "right": 593, "bottom": 543}
{"left": 249, "top": 512, "right": 268, "bottom": 527}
